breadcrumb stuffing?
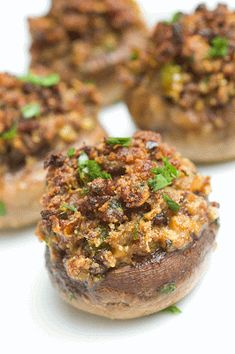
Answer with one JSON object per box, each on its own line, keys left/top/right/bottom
{"left": 150, "top": 4, "right": 235, "bottom": 111}
{"left": 37, "top": 131, "right": 219, "bottom": 281}
{"left": 0, "top": 73, "right": 99, "bottom": 174}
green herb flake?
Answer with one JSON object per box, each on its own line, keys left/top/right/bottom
{"left": 67, "top": 147, "right": 76, "bottom": 158}
{"left": 21, "top": 103, "right": 41, "bottom": 119}
{"left": 78, "top": 152, "right": 111, "bottom": 182}
{"left": 68, "top": 292, "right": 76, "bottom": 301}
{"left": 148, "top": 174, "right": 170, "bottom": 192}
{"left": 208, "top": 36, "right": 229, "bottom": 58}
{"left": 104, "top": 41, "right": 116, "bottom": 52}
{"left": 162, "top": 305, "right": 182, "bottom": 314}
{"left": 163, "top": 194, "right": 180, "bottom": 213}
{"left": 80, "top": 187, "right": 89, "bottom": 196}
{"left": 130, "top": 50, "right": 139, "bottom": 61}
{"left": 164, "top": 11, "right": 182, "bottom": 25}
{"left": 44, "top": 235, "right": 50, "bottom": 246}
{"left": 0, "top": 201, "right": 6, "bottom": 216}
{"left": 159, "top": 282, "right": 176, "bottom": 294}
{"left": 0, "top": 124, "right": 17, "bottom": 140}
{"left": 148, "top": 158, "right": 179, "bottom": 192}
{"left": 133, "top": 223, "right": 139, "bottom": 240}
{"left": 20, "top": 72, "right": 60, "bottom": 87}
{"left": 61, "top": 203, "right": 77, "bottom": 213}
{"left": 107, "top": 137, "right": 132, "bottom": 147}
{"left": 99, "top": 226, "right": 109, "bottom": 241}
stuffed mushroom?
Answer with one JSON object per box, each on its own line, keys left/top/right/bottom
{"left": 36, "top": 131, "right": 219, "bottom": 319}
{"left": 0, "top": 72, "right": 105, "bottom": 229}
{"left": 126, "top": 4, "right": 235, "bottom": 163}
{"left": 28, "top": 0, "right": 148, "bottom": 106}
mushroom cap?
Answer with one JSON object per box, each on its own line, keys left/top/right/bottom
{"left": 45, "top": 222, "right": 217, "bottom": 319}
{"left": 126, "top": 83, "right": 235, "bottom": 163}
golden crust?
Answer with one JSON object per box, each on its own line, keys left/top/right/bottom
{"left": 37, "top": 131, "right": 218, "bottom": 282}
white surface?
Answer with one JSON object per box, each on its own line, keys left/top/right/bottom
{"left": 0, "top": 1, "right": 234, "bottom": 353}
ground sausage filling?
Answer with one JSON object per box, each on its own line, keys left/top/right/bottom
{"left": 37, "top": 131, "right": 218, "bottom": 282}
{"left": 0, "top": 73, "right": 100, "bottom": 174}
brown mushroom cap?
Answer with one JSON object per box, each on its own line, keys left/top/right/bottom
{"left": 126, "top": 82, "right": 235, "bottom": 163}
{"left": 46, "top": 223, "right": 217, "bottom": 319}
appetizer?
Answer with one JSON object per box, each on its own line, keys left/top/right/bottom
{"left": 36, "top": 131, "right": 219, "bottom": 319}
{"left": 126, "top": 4, "right": 235, "bottom": 162}
{"left": 28, "top": 0, "right": 148, "bottom": 106}
{"left": 0, "top": 72, "right": 105, "bottom": 229}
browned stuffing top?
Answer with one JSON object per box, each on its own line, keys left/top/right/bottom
{"left": 29, "top": 0, "right": 146, "bottom": 77}
{"left": 37, "top": 131, "right": 218, "bottom": 282}
{"left": 148, "top": 4, "right": 235, "bottom": 110}
{"left": 0, "top": 73, "right": 99, "bottom": 173}
{"left": 50, "top": 0, "right": 144, "bottom": 31}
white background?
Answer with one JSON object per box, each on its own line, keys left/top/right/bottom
{"left": 0, "top": 1, "right": 234, "bottom": 353}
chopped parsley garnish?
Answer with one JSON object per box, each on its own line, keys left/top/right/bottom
{"left": 133, "top": 223, "right": 139, "bottom": 240}
{"left": 68, "top": 293, "right": 76, "bottom": 301}
{"left": 78, "top": 152, "right": 111, "bottom": 182}
{"left": 80, "top": 187, "right": 89, "bottom": 196}
{"left": 164, "top": 11, "right": 182, "bottom": 25}
{"left": 163, "top": 194, "right": 180, "bottom": 212}
{"left": 159, "top": 282, "right": 176, "bottom": 294}
{"left": 130, "top": 50, "right": 139, "bottom": 61}
{"left": 0, "top": 201, "right": 6, "bottom": 216}
{"left": 67, "top": 147, "right": 76, "bottom": 158}
{"left": 99, "top": 226, "right": 109, "bottom": 241}
{"left": 104, "top": 41, "right": 116, "bottom": 52}
{"left": 0, "top": 124, "right": 17, "bottom": 140}
{"left": 162, "top": 305, "right": 181, "bottom": 314}
{"left": 107, "top": 137, "right": 132, "bottom": 147}
{"left": 148, "top": 174, "right": 170, "bottom": 191}
{"left": 21, "top": 103, "right": 41, "bottom": 119}
{"left": 208, "top": 36, "right": 229, "bottom": 58}
{"left": 20, "top": 72, "right": 60, "bottom": 87}
{"left": 61, "top": 204, "right": 77, "bottom": 213}
{"left": 148, "top": 158, "right": 179, "bottom": 192}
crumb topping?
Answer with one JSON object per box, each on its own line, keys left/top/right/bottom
{"left": 29, "top": 0, "right": 146, "bottom": 78}
{"left": 0, "top": 73, "right": 99, "bottom": 173}
{"left": 37, "top": 131, "right": 218, "bottom": 281}
{"left": 148, "top": 4, "right": 235, "bottom": 111}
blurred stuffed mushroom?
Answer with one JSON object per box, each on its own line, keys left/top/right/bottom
{"left": 126, "top": 4, "right": 235, "bottom": 163}
{"left": 0, "top": 72, "right": 105, "bottom": 229}
{"left": 29, "top": 0, "right": 148, "bottom": 106}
